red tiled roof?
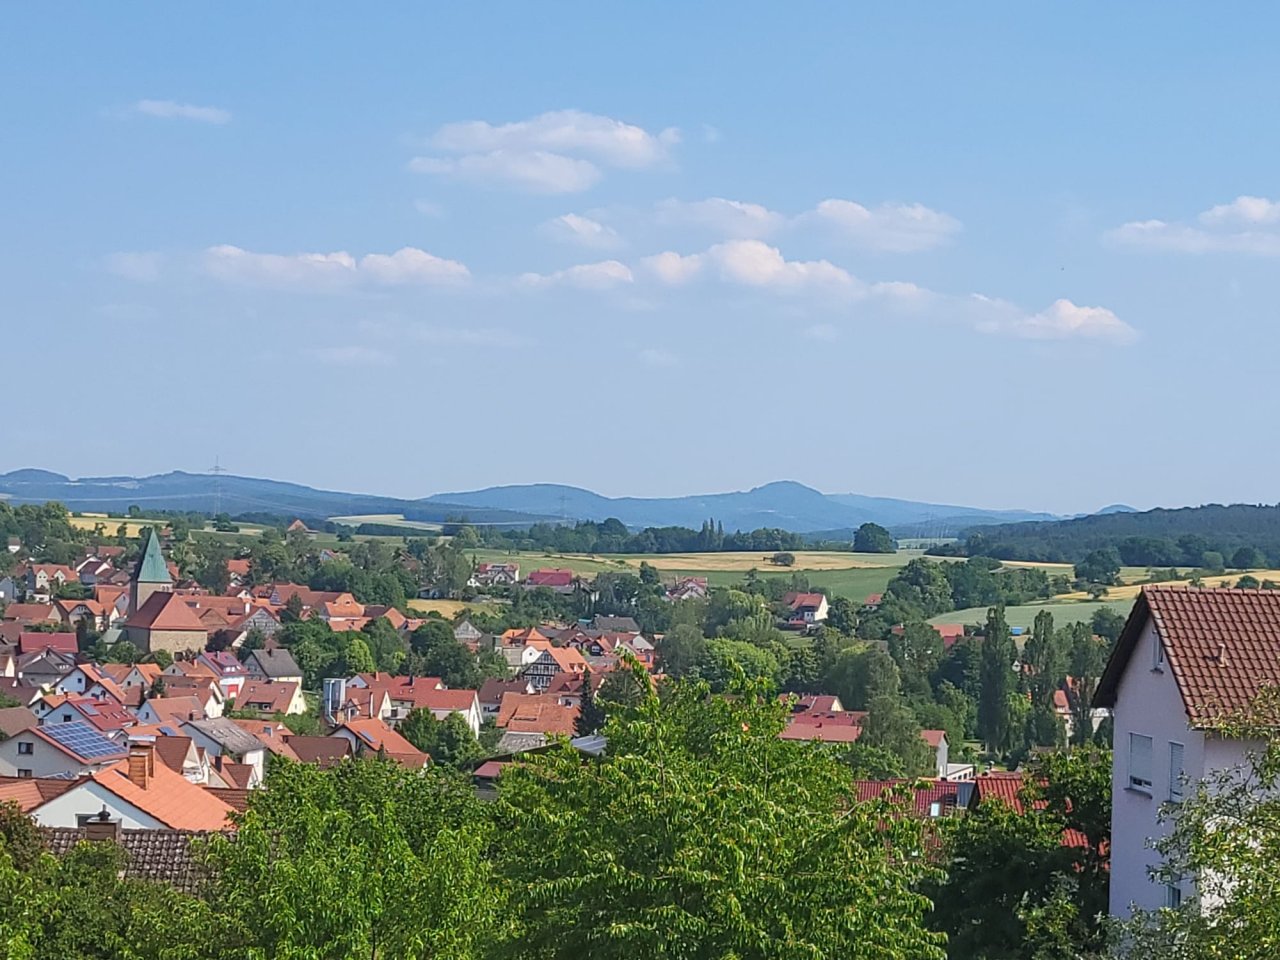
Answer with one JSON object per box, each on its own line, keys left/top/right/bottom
{"left": 125, "top": 592, "right": 207, "bottom": 632}
{"left": 17, "top": 632, "right": 78, "bottom": 655}
{"left": 969, "top": 771, "right": 1090, "bottom": 849}
{"left": 283, "top": 735, "right": 352, "bottom": 766}
{"left": 784, "top": 592, "right": 826, "bottom": 610}
{"left": 0, "top": 775, "right": 79, "bottom": 812}
{"left": 337, "top": 718, "right": 429, "bottom": 766}
{"left": 526, "top": 569, "right": 574, "bottom": 587}
{"left": 1096, "top": 586, "right": 1280, "bottom": 724}
{"left": 3, "top": 604, "right": 58, "bottom": 623}
{"left": 854, "top": 779, "right": 963, "bottom": 817}
{"left": 495, "top": 693, "right": 579, "bottom": 735}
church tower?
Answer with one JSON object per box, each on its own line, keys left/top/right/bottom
{"left": 129, "top": 528, "right": 172, "bottom": 615}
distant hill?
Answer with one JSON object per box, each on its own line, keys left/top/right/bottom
{"left": 0, "top": 469, "right": 1066, "bottom": 536}
{"left": 957, "top": 503, "right": 1280, "bottom": 566}
{"left": 423, "top": 480, "right": 1062, "bottom": 534}
{"left": 0, "top": 470, "right": 547, "bottom": 527}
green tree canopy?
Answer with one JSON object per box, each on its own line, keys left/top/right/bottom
{"left": 491, "top": 674, "right": 945, "bottom": 959}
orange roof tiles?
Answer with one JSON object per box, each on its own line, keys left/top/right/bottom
{"left": 125, "top": 592, "right": 207, "bottom": 632}
{"left": 496, "top": 693, "right": 579, "bottom": 735}
{"left": 1097, "top": 586, "right": 1280, "bottom": 724}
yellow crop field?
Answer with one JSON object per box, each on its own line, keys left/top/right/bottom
{"left": 69, "top": 515, "right": 148, "bottom": 537}
{"left": 604, "top": 550, "right": 918, "bottom": 573}
{"left": 1055, "top": 569, "right": 1280, "bottom": 603}
{"left": 408, "top": 599, "right": 499, "bottom": 618}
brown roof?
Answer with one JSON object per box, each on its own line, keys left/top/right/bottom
{"left": 149, "top": 735, "right": 197, "bottom": 775}
{"left": 234, "top": 679, "right": 298, "bottom": 715}
{"left": 228, "top": 719, "right": 298, "bottom": 760}
{"left": 2, "top": 603, "right": 58, "bottom": 623}
{"left": 204, "top": 786, "right": 250, "bottom": 812}
{"left": 0, "top": 705, "right": 36, "bottom": 737}
{"left": 41, "top": 826, "right": 219, "bottom": 893}
{"left": 282, "top": 735, "right": 353, "bottom": 766}
{"left": 125, "top": 592, "right": 207, "bottom": 632}
{"left": 1097, "top": 586, "right": 1280, "bottom": 724}
{"left": 17, "top": 631, "right": 78, "bottom": 655}
{"left": 142, "top": 695, "right": 207, "bottom": 723}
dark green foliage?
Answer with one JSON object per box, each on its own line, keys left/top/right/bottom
{"left": 978, "top": 606, "right": 1017, "bottom": 755}
{"left": 853, "top": 522, "right": 895, "bottom": 553}
{"left": 400, "top": 709, "right": 483, "bottom": 768}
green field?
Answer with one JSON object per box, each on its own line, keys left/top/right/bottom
{"left": 929, "top": 597, "right": 1134, "bottom": 630}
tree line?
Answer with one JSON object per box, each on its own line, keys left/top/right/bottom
{"left": 935, "top": 503, "right": 1280, "bottom": 567}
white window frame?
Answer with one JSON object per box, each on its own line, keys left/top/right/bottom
{"left": 1129, "top": 733, "right": 1153, "bottom": 793}
{"left": 16, "top": 741, "right": 33, "bottom": 756}
{"left": 1169, "top": 741, "right": 1185, "bottom": 802}
{"left": 1165, "top": 880, "right": 1183, "bottom": 909}
{"left": 1152, "top": 635, "right": 1165, "bottom": 671}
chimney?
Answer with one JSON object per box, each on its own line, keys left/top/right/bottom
{"left": 83, "top": 806, "right": 121, "bottom": 843}
{"left": 127, "top": 743, "right": 154, "bottom": 789}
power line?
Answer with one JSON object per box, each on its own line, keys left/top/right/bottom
{"left": 209, "top": 457, "right": 227, "bottom": 516}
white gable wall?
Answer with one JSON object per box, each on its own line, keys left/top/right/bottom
{"left": 1110, "top": 619, "right": 1205, "bottom": 916}
{"left": 33, "top": 780, "right": 165, "bottom": 829}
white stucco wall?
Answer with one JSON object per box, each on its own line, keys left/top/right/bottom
{"left": 32, "top": 780, "right": 165, "bottom": 829}
{"left": 1109, "top": 619, "right": 1206, "bottom": 916}
{"left": 0, "top": 737, "right": 100, "bottom": 778}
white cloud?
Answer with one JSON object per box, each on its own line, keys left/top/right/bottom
{"left": 639, "top": 250, "right": 704, "bottom": 285}
{"left": 1108, "top": 196, "right": 1280, "bottom": 256}
{"left": 413, "top": 110, "right": 676, "bottom": 193}
{"left": 310, "top": 345, "right": 395, "bottom": 366}
{"left": 410, "top": 150, "right": 600, "bottom": 194}
{"left": 519, "top": 259, "right": 634, "bottom": 290}
{"left": 359, "top": 247, "right": 471, "bottom": 285}
{"left": 707, "top": 239, "right": 856, "bottom": 291}
{"left": 203, "top": 245, "right": 469, "bottom": 288}
{"left": 132, "top": 99, "right": 231, "bottom": 124}
{"left": 543, "top": 213, "right": 621, "bottom": 249}
{"left": 431, "top": 109, "right": 676, "bottom": 168}
{"left": 104, "top": 251, "right": 162, "bottom": 282}
{"left": 976, "top": 297, "right": 1137, "bottom": 345}
{"left": 808, "top": 199, "right": 961, "bottom": 252}
{"left": 657, "top": 197, "right": 785, "bottom": 239}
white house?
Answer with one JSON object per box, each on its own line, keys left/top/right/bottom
{"left": 1095, "top": 586, "right": 1279, "bottom": 917}
{"left": 0, "top": 721, "right": 128, "bottom": 778}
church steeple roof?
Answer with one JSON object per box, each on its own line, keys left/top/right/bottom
{"left": 133, "top": 529, "right": 171, "bottom": 585}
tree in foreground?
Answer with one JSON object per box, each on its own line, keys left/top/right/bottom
{"left": 1118, "top": 688, "right": 1280, "bottom": 958}
{"left": 492, "top": 665, "right": 946, "bottom": 959}
{"left": 928, "top": 746, "right": 1111, "bottom": 959}
{"left": 201, "top": 758, "right": 498, "bottom": 958}
{"left": 400, "top": 708, "right": 483, "bottom": 768}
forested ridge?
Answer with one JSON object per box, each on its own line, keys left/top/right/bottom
{"left": 942, "top": 503, "right": 1280, "bottom": 566}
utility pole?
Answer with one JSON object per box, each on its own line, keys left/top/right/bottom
{"left": 209, "top": 457, "right": 227, "bottom": 516}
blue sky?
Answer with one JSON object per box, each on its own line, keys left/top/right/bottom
{"left": 4, "top": 4, "right": 1279, "bottom": 513}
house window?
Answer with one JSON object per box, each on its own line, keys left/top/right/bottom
{"left": 1129, "top": 733, "right": 1153, "bottom": 792}
{"left": 1165, "top": 881, "right": 1183, "bottom": 909}
{"left": 16, "top": 769, "right": 31, "bottom": 779}
{"left": 928, "top": 801, "right": 941, "bottom": 817}
{"left": 17, "top": 741, "right": 33, "bottom": 756}
{"left": 1152, "top": 636, "right": 1165, "bottom": 671}
{"left": 1169, "top": 742, "right": 1185, "bottom": 802}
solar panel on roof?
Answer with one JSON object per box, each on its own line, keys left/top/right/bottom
{"left": 357, "top": 731, "right": 376, "bottom": 745}
{"left": 42, "top": 720, "right": 123, "bottom": 760}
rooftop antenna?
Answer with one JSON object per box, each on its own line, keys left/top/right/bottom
{"left": 209, "top": 457, "right": 227, "bottom": 516}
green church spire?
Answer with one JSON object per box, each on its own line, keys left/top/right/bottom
{"left": 133, "top": 529, "right": 171, "bottom": 584}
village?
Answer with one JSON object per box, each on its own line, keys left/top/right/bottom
{"left": 2, "top": 506, "right": 1271, "bottom": 945}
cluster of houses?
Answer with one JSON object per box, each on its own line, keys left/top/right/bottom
{"left": 8, "top": 523, "right": 1280, "bottom": 924}
{"left": 2, "top": 531, "right": 432, "bottom": 656}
